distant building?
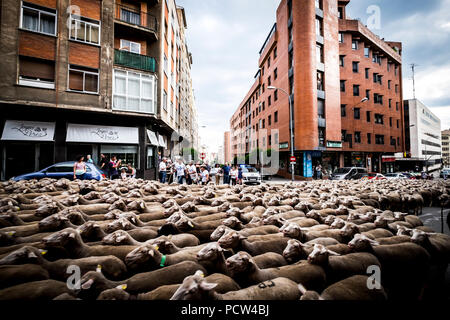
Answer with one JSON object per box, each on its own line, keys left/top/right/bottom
{"left": 442, "top": 129, "right": 450, "bottom": 167}
{"left": 403, "top": 99, "right": 442, "bottom": 173}
{"left": 217, "top": 145, "right": 224, "bottom": 164}
{"left": 224, "top": 131, "right": 231, "bottom": 164}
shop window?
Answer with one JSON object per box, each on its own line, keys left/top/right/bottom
{"left": 146, "top": 147, "right": 156, "bottom": 169}
{"left": 101, "top": 145, "right": 139, "bottom": 169}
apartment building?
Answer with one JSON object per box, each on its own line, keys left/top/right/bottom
{"left": 0, "top": 0, "right": 197, "bottom": 180}
{"left": 443, "top": 129, "right": 450, "bottom": 168}
{"left": 229, "top": 0, "right": 405, "bottom": 177}
{"left": 402, "top": 99, "right": 442, "bottom": 174}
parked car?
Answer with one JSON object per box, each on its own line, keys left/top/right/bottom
{"left": 239, "top": 165, "right": 262, "bottom": 185}
{"left": 12, "top": 162, "right": 107, "bottom": 181}
{"left": 354, "top": 173, "right": 369, "bottom": 180}
{"left": 400, "top": 172, "right": 416, "bottom": 180}
{"left": 440, "top": 169, "right": 450, "bottom": 179}
{"left": 364, "top": 173, "right": 387, "bottom": 180}
{"left": 384, "top": 173, "right": 407, "bottom": 180}
{"left": 330, "top": 167, "right": 368, "bottom": 180}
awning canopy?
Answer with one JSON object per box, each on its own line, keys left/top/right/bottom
{"left": 158, "top": 134, "right": 167, "bottom": 149}
{"left": 146, "top": 129, "right": 159, "bottom": 146}
{"left": 66, "top": 123, "right": 139, "bottom": 144}
{"left": 1, "top": 120, "right": 55, "bottom": 141}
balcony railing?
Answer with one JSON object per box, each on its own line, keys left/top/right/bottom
{"left": 114, "top": 49, "right": 156, "bottom": 73}
{"left": 115, "top": 3, "right": 158, "bottom": 33}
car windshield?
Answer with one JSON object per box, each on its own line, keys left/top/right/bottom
{"left": 334, "top": 168, "right": 351, "bottom": 174}
{"left": 368, "top": 173, "right": 376, "bottom": 177}
{"left": 242, "top": 167, "right": 258, "bottom": 173}
{"left": 385, "top": 173, "right": 396, "bottom": 177}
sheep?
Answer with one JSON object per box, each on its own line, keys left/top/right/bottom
{"left": 0, "top": 264, "right": 49, "bottom": 289}
{"left": 218, "top": 231, "right": 289, "bottom": 256}
{"left": 411, "top": 229, "right": 450, "bottom": 264}
{"left": 0, "top": 279, "right": 70, "bottom": 300}
{"left": 225, "top": 251, "right": 326, "bottom": 291}
{"left": 307, "top": 243, "right": 381, "bottom": 285}
{"left": 171, "top": 272, "right": 302, "bottom": 300}
{"left": 302, "top": 223, "right": 359, "bottom": 243}
{"left": 78, "top": 261, "right": 207, "bottom": 299}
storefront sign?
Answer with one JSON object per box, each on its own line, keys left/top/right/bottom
{"left": 290, "top": 156, "right": 296, "bottom": 164}
{"left": 66, "top": 124, "right": 139, "bottom": 144}
{"left": 279, "top": 142, "right": 289, "bottom": 149}
{"left": 1, "top": 120, "right": 55, "bottom": 141}
{"left": 326, "top": 141, "right": 342, "bottom": 148}
{"left": 382, "top": 156, "right": 396, "bottom": 163}
{"left": 303, "top": 152, "right": 313, "bottom": 178}
{"left": 146, "top": 130, "right": 159, "bottom": 146}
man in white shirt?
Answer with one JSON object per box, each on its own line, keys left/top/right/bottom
{"left": 175, "top": 159, "right": 186, "bottom": 184}
{"left": 159, "top": 158, "right": 167, "bottom": 183}
{"left": 188, "top": 161, "right": 198, "bottom": 184}
{"left": 201, "top": 166, "right": 209, "bottom": 185}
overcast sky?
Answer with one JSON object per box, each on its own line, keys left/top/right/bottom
{"left": 177, "top": 0, "right": 450, "bottom": 154}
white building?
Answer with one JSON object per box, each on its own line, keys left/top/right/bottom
{"left": 404, "top": 99, "right": 442, "bottom": 173}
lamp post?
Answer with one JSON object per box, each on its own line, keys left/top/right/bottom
{"left": 268, "top": 86, "right": 294, "bottom": 181}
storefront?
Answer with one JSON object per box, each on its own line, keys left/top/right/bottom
{"left": 1, "top": 120, "right": 56, "bottom": 180}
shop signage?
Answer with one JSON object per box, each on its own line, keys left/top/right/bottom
{"left": 290, "top": 156, "right": 296, "bottom": 164}
{"left": 279, "top": 142, "right": 289, "bottom": 149}
{"left": 146, "top": 130, "right": 159, "bottom": 146}
{"left": 66, "top": 124, "right": 139, "bottom": 144}
{"left": 382, "top": 156, "right": 396, "bottom": 163}
{"left": 326, "top": 140, "right": 342, "bottom": 148}
{"left": 1, "top": 120, "right": 55, "bottom": 141}
{"left": 303, "top": 151, "right": 313, "bottom": 178}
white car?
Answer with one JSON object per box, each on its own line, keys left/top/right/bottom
{"left": 241, "top": 166, "right": 262, "bottom": 185}
{"left": 384, "top": 173, "right": 407, "bottom": 180}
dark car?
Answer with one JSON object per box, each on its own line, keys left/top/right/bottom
{"left": 12, "top": 162, "right": 106, "bottom": 181}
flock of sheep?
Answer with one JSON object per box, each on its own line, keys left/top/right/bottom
{"left": 0, "top": 177, "right": 449, "bottom": 300}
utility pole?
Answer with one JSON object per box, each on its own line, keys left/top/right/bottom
{"left": 410, "top": 63, "right": 418, "bottom": 99}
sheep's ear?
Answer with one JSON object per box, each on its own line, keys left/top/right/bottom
{"left": 194, "top": 270, "right": 205, "bottom": 278}
{"left": 7, "top": 231, "right": 16, "bottom": 237}
{"left": 327, "top": 250, "right": 340, "bottom": 256}
{"left": 199, "top": 281, "right": 218, "bottom": 291}
{"left": 81, "top": 279, "right": 94, "bottom": 290}
{"left": 40, "top": 249, "right": 47, "bottom": 255}
{"left": 116, "top": 284, "right": 127, "bottom": 290}
{"left": 68, "top": 232, "right": 77, "bottom": 239}
{"left": 148, "top": 250, "right": 154, "bottom": 257}
{"left": 28, "top": 251, "right": 38, "bottom": 258}
{"left": 298, "top": 283, "right": 307, "bottom": 295}
{"left": 239, "top": 234, "right": 248, "bottom": 240}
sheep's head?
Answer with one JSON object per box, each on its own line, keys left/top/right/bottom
{"left": 104, "top": 209, "right": 123, "bottom": 220}
{"left": 102, "top": 230, "right": 133, "bottom": 246}
{"left": 77, "top": 222, "right": 105, "bottom": 241}
{"left": 331, "top": 217, "right": 346, "bottom": 229}
{"left": 411, "top": 229, "right": 434, "bottom": 246}
{"left": 306, "top": 210, "right": 323, "bottom": 222}
{"left": 396, "top": 225, "right": 413, "bottom": 236}
{"left": 108, "top": 199, "right": 127, "bottom": 211}
{"left": 97, "top": 288, "right": 130, "bottom": 300}
{"left": 124, "top": 243, "right": 160, "bottom": 271}
{"left": 118, "top": 212, "right": 140, "bottom": 226}
{"left": 38, "top": 213, "right": 73, "bottom": 232}
{"left": 180, "top": 202, "right": 197, "bottom": 213}
{"left": 174, "top": 215, "right": 195, "bottom": 231}
{"left": 263, "top": 215, "right": 285, "bottom": 227}
{"left": 60, "top": 208, "right": 86, "bottom": 225}
{"left": 307, "top": 244, "right": 340, "bottom": 265}
{"left": 225, "top": 251, "right": 254, "bottom": 276}
{"left": 126, "top": 200, "right": 146, "bottom": 212}
{"left": 0, "top": 246, "right": 47, "bottom": 265}
{"left": 170, "top": 270, "right": 216, "bottom": 300}
{"left": 78, "top": 271, "right": 117, "bottom": 299}
{"left": 210, "top": 225, "right": 232, "bottom": 241}
{"left": 0, "top": 230, "right": 16, "bottom": 246}
{"left": 105, "top": 218, "right": 135, "bottom": 233}
{"left": 283, "top": 239, "right": 308, "bottom": 263}
{"left": 147, "top": 238, "right": 177, "bottom": 254}
{"left": 340, "top": 222, "right": 360, "bottom": 238}
{"left": 348, "top": 234, "right": 379, "bottom": 252}
{"left": 218, "top": 202, "right": 231, "bottom": 212}
{"left": 324, "top": 215, "right": 336, "bottom": 225}
{"left": 43, "top": 228, "right": 80, "bottom": 248}
{"left": 281, "top": 222, "right": 303, "bottom": 240}
{"left": 217, "top": 231, "right": 246, "bottom": 249}
{"left": 336, "top": 205, "right": 349, "bottom": 216}
{"left": 225, "top": 207, "right": 241, "bottom": 218}
{"left": 222, "top": 216, "right": 243, "bottom": 229}
{"left": 35, "top": 202, "right": 59, "bottom": 217}
{"left": 197, "top": 242, "right": 224, "bottom": 263}
{"left": 374, "top": 216, "right": 394, "bottom": 228}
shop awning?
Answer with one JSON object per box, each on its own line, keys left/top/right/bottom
{"left": 158, "top": 134, "right": 167, "bottom": 149}
{"left": 1, "top": 120, "right": 55, "bottom": 141}
{"left": 146, "top": 129, "right": 160, "bottom": 146}
{"left": 66, "top": 124, "right": 139, "bottom": 144}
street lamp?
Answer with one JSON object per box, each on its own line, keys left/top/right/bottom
{"left": 268, "top": 86, "right": 294, "bottom": 181}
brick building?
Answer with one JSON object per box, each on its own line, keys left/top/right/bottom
{"left": 0, "top": 0, "right": 197, "bottom": 180}
{"left": 229, "top": 0, "right": 405, "bottom": 177}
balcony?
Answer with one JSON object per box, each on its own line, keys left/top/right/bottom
{"left": 114, "top": 3, "right": 158, "bottom": 36}
{"left": 114, "top": 49, "right": 156, "bottom": 73}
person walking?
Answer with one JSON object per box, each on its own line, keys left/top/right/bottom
{"left": 175, "top": 159, "right": 186, "bottom": 184}
{"left": 73, "top": 155, "right": 87, "bottom": 181}
{"left": 230, "top": 166, "right": 238, "bottom": 186}
{"left": 108, "top": 155, "right": 121, "bottom": 180}
{"left": 159, "top": 157, "right": 167, "bottom": 183}
{"left": 222, "top": 163, "right": 231, "bottom": 185}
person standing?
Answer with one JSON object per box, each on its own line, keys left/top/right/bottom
{"left": 159, "top": 158, "right": 167, "bottom": 183}
{"left": 210, "top": 164, "right": 218, "bottom": 185}
{"left": 86, "top": 154, "right": 93, "bottom": 164}
{"left": 127, "top": 164, "right": 136, "bottom": 179}
{"left": 99, "top": 154, "right": 108, "bottom": 170}
{"left": 73, "top": 156, "right": 87, "bottom": 180}
{"left": 316, "top": 164, "right": 322, "bottom": 180}
{"left": 237, "top": 166, "right": 243, "bottom": 185}
{"left": 108, "top": 155, "right": 121, "bottom": 180}
{"left": 175, "top": 159, "right": 186, "bottom": 184}
{"left": 201, "top": 166, "right": 209, "bottom": 185}
{"left": 213, "top": 164, "right": 222, "bottom": 185}
{"left": 222, "top": 163, "right": 231, "bottom": 185}
{"left": 230, "top": 166, "right": 238, "bottom": 186}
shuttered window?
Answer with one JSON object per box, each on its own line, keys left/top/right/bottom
{"left": 19, "top": 56, "right": 55, "bottom": 89}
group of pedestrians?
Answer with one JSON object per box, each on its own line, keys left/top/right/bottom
{"left": 158, "top": 158, "right": 244, "bottom": 185}
{"left": 73, "top": 154, "right": 136, "bottom": 181}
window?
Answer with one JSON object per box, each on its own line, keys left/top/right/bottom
{"left": 274, "top": 68, "right": 278, "bottom": 80}
{"left": 396, "top": 102, "right": 399, "bottom": 111}
{"left": 68, "top": 65, "right": 98, "bottom": 94}
{"left": 342, "top": 130, "right": 347, "bottom": 141}
{"left": 366, "top": 111, "right": 371, "bottom": 122}
{"left": 268, "top": 57, "right": 271, "bottom": 68}
{"left": 395, "top": 84, "right": 399, "bottom": 93}
{"left": 389, "top": 99, "right": 392, "bottom": 108}
{"left": 164, "top": 55, "right": 168, "bottom": 74}
{"left": 338, "top": 7, "right": 343, "bottom": 19}
{"left": 262, "top": 101, "right": 265, "bottom": 110}
{"left": 340, "top": 80, "right": 346, "bottom": 92}
{"left": 366, "top": 89, "right": 370, "bottom": 100}
{"left": 375, "top": 135, "right": 385, "bottom": 145}
{"left": 377, "top": 75, "right": 382, "bottom": 85}
{"left": 163, "top": 90, "right": 168, "bottom": 110}
{"left": 262, "top": 119, "right": 265, "bottom": 129}
{"left": 21, "top": 2, "right": 56, "bottom": 36}
{"left": 375, "top": 114, "right": 384, "bottom": 124}
{"left": 317, "top": 71, "right": 324, "bottom": 91}
{"left": 352, "top": 61, "right": 359, "bottom": 73}
{"left": 69, "top": 15, "right": 100, "bottom": 45}
{"left": 316, "top": 44, "right": 324, "bottom": 63}
{"left": 390, "top": 137, "right": 396, "bottom": 146}
{"left": 352, "top": 40, "right": 358, "bottom": 50}
{"left": 315, "top": 0, "right": 322, "bottom": 9}
{"left": 389, "top": 117, "right": 393, "bottom": 127}
{"left": 355, "top": 132, "right": 361, "bottom": 143}
{"left": 364, "top": 47, "right": 370, "bottom": 58}
{"left": 18, "top": 56, "right": 55, "bottom": 89}
{"left": 274, "top": 90, "right": 278, "bottom": 101}
{"left": 388, "top": 80, "right": 391, "bottom": 90}
{"left": 269, "top": 135, "right": 272, "bottom": 145}
{"left": 268, "top": 115, "right": 272, "bottom": 126}
{"left": 397, "top": 137, "right": 400, "bottom": 146}
{"left": 341, "top": 104, "right": 346, "bottom": 117}
{"left": 367, "top": 133, "right": 372, "bottom": 144}
{"left": 120, "top": 39, "right": 140, "bottom": 54}
{"left": 354, "top": 108, "right": 360, "bottom": 120}
{"left": 268, "top": 76, "right": 271, "bottom": 86}
{"left": 339, "top": 55, "right": 345, "bottom": 67}
{"left": 315, "top": 18, "right": 323, "bottom": 36}
{"left": 339, "top": 32, "right": 344, "bottom": 43}
{"left": 319, "top": 127, "right": 325, "bottom": 147}
{"left": 318, "top": 99, "right": 325, "bottom": 118}
{"left": 274, "top": 111, "right": 278, "bottom": 123}
{"left": 395, "top": 66, "right": 398, "bottom": 76}
{"left": 365, "top": 68, "right": 370, "bottom": 79}
{"left": 268, "top": 96, "right": 272, "bottom": 106}
{"left": 274, "top": 47, "right": 277, "bottom": 59}
{"left": 373, "top": 73, "right": 378, "bottom": 83}
{"left": 397, "top": 119, "right": 399, "bottom": 128}
{"left": 353, "top": 85, "right": 360, "bottom": 96}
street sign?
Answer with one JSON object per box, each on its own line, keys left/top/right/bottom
{"left": 200, "top": 153, "right": 206, "bottom": 160}
{"left": 290, "top": 156, "right": 296, "bottom": 164}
